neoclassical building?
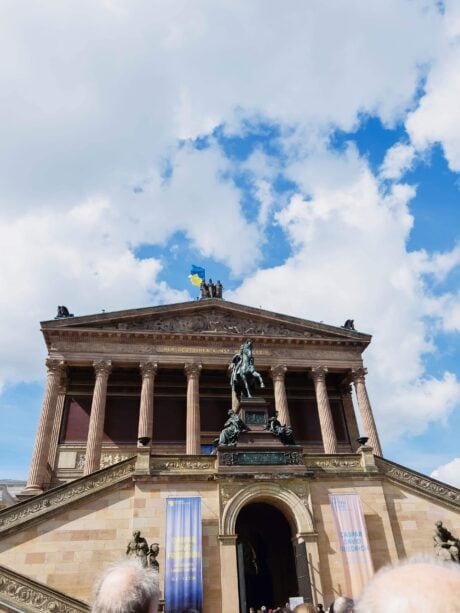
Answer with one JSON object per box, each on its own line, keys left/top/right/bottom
{"left": 0, "top": 298, "right": 459, "bottom": 612}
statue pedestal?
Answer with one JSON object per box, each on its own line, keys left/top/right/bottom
{"left": 238, "top": 397, "right": 269, "bottom": 431}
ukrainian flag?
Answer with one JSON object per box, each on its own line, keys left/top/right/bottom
{"left": 188, "top": 265, "right": 205, "bottom": 287}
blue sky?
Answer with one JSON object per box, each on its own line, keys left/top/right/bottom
{"left": 0, "top": 0, "right": 459, "bottom": 486}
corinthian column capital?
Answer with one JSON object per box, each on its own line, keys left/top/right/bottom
{"left": 93, "top": 360, "right": 112, "bottom": 377}
{"left": 45, "top": 358, "right": 66, "bottom": 375}
{"left": 270, "top": 365, "right": 287, "bottom": 382}
{"left": 140, "top": 361, "right": 158, "bottom": 379}
{"left": 184, "top": 363, "right": 202, "bottom": 379}
{"left": 351, "top": 367, "right": 367, "bottom": 384}
{"left": 311, "top": 366, "right": 328, "bottom": 382}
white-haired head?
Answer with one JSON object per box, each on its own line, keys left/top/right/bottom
{"left": 331, "top": 596, "right": 354, "bottom": 612}
{"left": 92, "top": 558, "right": 159, "bottom": 613}
{"left": 356, "top": 554, "right": 460, "bottom": 613}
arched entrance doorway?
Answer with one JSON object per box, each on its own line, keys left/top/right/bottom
{"left": 236, "top": 502, "right": 298, "bottom": 612}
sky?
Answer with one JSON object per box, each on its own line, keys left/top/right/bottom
{"left": 0, "top": 0, "right": 459, "bottom": 486}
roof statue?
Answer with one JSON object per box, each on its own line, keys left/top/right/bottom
{"left": 55, "top": 305, "right": 74, "bottom": 319}
{"left": 200, "top": 278, "right": 223, "bottom": 300}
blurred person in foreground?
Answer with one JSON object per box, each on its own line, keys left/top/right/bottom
{"left": 356, "top": 555, "right": 460, "bottom": 613}
{"left": 293, "top": 604, "right": 316, "bottom": 612}
{"left": 329, "top": 596, "right": 354, "bottom": 612}
{"left": 92, "top": 558, "right": 160, "bottom": 613}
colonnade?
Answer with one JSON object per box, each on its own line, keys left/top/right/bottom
{"left": 24, "top": 359, "right": 382, "bottom": 494}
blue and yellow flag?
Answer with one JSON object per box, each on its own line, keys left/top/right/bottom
{"left": 188, "top": 265, "right": 205, "bottom": 287}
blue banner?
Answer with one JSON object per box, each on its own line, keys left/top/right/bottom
{"left": 165, "top": 497, "right": 203, "bottom": 613}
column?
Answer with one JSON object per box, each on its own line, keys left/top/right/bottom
{"left": 351, "top": 368, "right": 382, "bottom": 456}
{"left": 84, "top": 360, "right": 112, "bottom": 475}
{"left": 185, "top": 363, "right": 202, "bottom": 455}
{"left": 341, "top": 383, "right": 360, "bottom": 451}
{"left": 24, "top": 359, "right": 66, "bottom": 494}
{"left": 311, "top": 367, "right": 337, "bottom": 454}
{"left": 138, "top": 361, "right": 158, "bottom": 445}
{"left": 271, "top": 365, "right": 291, "bottom": 426}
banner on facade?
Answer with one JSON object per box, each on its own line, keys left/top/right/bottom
{"left": 329, "top": 493, "right": 374, "bottom": 599}
{"left": 165, "top": 497, "right": 203, "bottom": 613}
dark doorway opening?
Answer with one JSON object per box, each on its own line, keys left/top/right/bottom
{"left": 236, "top": 502, "right": 298, "bottom": 612}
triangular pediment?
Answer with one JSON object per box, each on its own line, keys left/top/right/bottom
{"left": 42, "top": 299, "right": 370, "bottom": 344}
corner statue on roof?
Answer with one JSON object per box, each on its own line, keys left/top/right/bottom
{"left": 229, "top": 339, "right": 265, "bottom": 400}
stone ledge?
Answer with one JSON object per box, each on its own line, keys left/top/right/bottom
{"left": 376, "top": 456, "right": 460, "bottom": 508}
{"left": 0, "top": 457, "right": 136, "bottom": 535}
{"left": 0, "top": 563, "right": 89, "bottom": 613}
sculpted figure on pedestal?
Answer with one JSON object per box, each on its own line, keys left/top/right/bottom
{"left": 265, "top": 411, "right": 296, "bottom": 445}
{"left": 147, "top": 543, "right": 160, "bottom": 572}
{"left": 217, "top": 409, "right": 248, "bottom": 446}
{"left": 126, "top": 530, "right": 149, "bottom": 567}
{"left": 433, "top": 521, "right": 460, "bottom": 563}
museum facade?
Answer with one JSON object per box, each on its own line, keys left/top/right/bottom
{"left": 0, "top": 298, "right": 459, "bottom": 612}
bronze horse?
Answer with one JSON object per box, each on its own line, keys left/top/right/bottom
{"left": 229, "top": 340, "right": 265, "bottom": 399}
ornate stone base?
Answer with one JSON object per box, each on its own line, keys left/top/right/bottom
{"left": 217, "top": 444, "right": 306, "bottom": 474}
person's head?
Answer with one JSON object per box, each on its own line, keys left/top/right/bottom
{"left": 92, "top": 558, "right": 160, "bottom": 613}
{"left": 331, "top": 596, "right": 354, "bottom": 613}
{"left": 356, "top": 555, "right": 460, "bottom": 613}
{"left": 294, "top": 604, "right": 316, "bottom": 613}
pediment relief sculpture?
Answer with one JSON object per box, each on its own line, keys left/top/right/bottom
{"left": 93, "top": 311, "right": 341, "bottom": 339}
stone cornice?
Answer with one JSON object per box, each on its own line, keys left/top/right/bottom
{"left": 376, "top": 457, "right": 460, "bottom": 508}
{"left": 0, "top": 563, "right": 89, "bottom": 612}
{"left": 0, "top": 457, "right": 136, "bottom": 535}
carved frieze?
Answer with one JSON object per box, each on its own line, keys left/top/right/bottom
{"left": 74, "top": 451, "right": 132, "bottom": 470}
{"left": 113, "top": 310, "right": 323, "bottom": 338}
{"left": 0, "top": 564, "right": 89, "bottom": 612}
{"left": 0, "top": 566, "right": 89, "bottom": 613}
{"left": 376, "top": 457, "right": 460, "bottom": 507}
{"left": 0, "top": 458, "right": 136, "bottom": 534}
{"left": 305, "top": 455, "right": 362, "bottom": 471}
{"left": 150, "top": 456, "right": 215, "bottom": 472}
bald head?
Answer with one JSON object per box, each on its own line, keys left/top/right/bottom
{"left": 356, "top": 556, "right": 460, "bottom": 613}
{"left": 92, "top": 559, "right": 159, "bottom": 613}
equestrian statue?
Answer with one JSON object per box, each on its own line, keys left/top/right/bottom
{"left": 229, "top": 339, "right": 265, "bottom": 400}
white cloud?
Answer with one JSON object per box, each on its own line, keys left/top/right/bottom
{"left": 229, "top": 147, "right": 460, "bottom": 441}
{"left": 406, "top": 0, "right": 460, "bottom": 170}
{"left": 0, "top": 200, "right": 189, "bottom": 389}
{"left": 431, "top": 458, "right": 460, "bottom": 488}
{"left": 0, "top": 0, "right": 441, "bottom": 211}
{"left": 379, "top": 143, "right": 416, "bottom": 180}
